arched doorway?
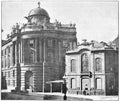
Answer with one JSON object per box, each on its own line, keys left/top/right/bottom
{"left": 25, "top": 71, "right": 34, "bottom": 91}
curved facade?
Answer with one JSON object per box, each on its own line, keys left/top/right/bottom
{"left": 1, "top": 3, "right": 77, "bottom": 92}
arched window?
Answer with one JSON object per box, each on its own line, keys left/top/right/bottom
{"left": 95, "top": 78, "right": 102, "bottom": 89}
{"left": 81, "top": 53, "right": 89, "bottom": 72}
{"left": 71, "top": 78, "right": 76, "bottom": 89}
{"left": 71, "top": 59, "right": 76, "bottom": 72}
{"left": 95, "top": 58, "right": 102, "bottom": 72}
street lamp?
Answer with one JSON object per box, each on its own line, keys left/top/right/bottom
{"left": 43, "top": 39, "right": 46, "bottom": 93}
{"left": 63, "top": 74, "right": 67, "bottom": 100}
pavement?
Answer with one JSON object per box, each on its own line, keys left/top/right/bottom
{"left": 1, "top": 90, "right": 119, "bottom": 101}
{"left": 29, "top": 92, "right": 119, "bottom": 101}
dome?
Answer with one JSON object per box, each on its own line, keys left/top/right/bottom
{"left": 28, "top": 7, "right": 50, "bottom": 19}
{"left": 26, "top": 2, "right": 50, "bottom": 24}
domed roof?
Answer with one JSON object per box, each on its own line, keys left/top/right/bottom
{"left": 28, "top": 2, "right": 50, "bottom": 18}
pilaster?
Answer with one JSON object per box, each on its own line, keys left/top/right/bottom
{"left": 39, "top": 39, "right": 42, "bottom": 62}
{"left": 35, "top": 39, "right": 37, "bottom": 63}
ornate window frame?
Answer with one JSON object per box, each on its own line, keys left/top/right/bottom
{"left": 71, "top": 59, "right": 76, "bottom": 72}
{"left": 81, "top": 53, "right": 89, "bottom": 72}
{"left": 95, "top": 57, "right": 102, "bottom": 72}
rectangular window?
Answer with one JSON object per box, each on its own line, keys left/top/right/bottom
{"left": 29, "top": 39, "right": 35, "bottom": 63}
{"left": 63, "top": 40, "right": 68, "bottom": 47}
{"left": 8, "top": 71, "right": 10, "bottom": 77}
{"left": 71, "top": 59, "right": 76, "bottom": 72}
{"left": 8, "top": 80, "right": 10, "bottom": 86}
{"left": 13, "top": 80, "right": 15, "bottom": 86}
{"left": 5, "top": 56, "right": 6, "bottom": 67}
{"left": 29, "top": 39, "right": 34, "bottom": 48}
{"left": 13, "top": 70, "right": 15, "bottom": 77}
{"left": 71, "top": 78, "right": 76, "bottom": 89}
{"left": 1, "top": 50, "right": 3, "bottom": 56}
{"left": 96, "top": 78, "right": 102, "bottom": 89}
{"left": 73, "top": 42, "right": 76, "bottom": 49}
{"left": 48, "top": 39, "right": 53, "bottom": 47}
{"left": 48, "top": 52, "right": 53, "bottom": 63}
{"left": 8, "top": 55, "right": 10, "bottom": 67}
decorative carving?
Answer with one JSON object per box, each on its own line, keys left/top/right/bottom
{"left": 24, "top": 16, "right": 33, "bottom": 23}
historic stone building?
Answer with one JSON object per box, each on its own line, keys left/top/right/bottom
{"left": 1, "top": 3, "right": 77, "bottom": 92}
{"left": 65, "top": 38, "right": 118, "bottom": 95}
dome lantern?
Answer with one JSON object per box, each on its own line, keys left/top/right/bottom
{"left": 38, "top": 2, "right": 40, "bottom": 8}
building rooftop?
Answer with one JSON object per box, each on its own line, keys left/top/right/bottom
{"left": 66, "top": 40, "right": 116, "bottom": 54}
{"left": 28, "top": 2, "right": 50, "bottom": 19}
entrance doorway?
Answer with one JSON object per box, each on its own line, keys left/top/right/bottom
{"left": 81, "top": 78, "right": 89, "bottom": 90}
{"left": 25, "top": 71, "right": 33, "bottom": 91}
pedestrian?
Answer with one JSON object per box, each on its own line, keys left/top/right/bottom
{"left": 63, "top": 83, "right": 67, "bottom": 100}
{"left": 83, "top": 84, "right": 88, "bottom": 95}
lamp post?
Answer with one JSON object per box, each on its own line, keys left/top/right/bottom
{"left": 43, "top": 39, "right": 46, "bottom": 93}
{"left": 63, "top": 74, "right": 67, "bottom": 100}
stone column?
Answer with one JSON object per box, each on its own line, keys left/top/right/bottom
{"left": 55, "top": 39, "right": 58, "bottom": 64}
{"left": 93, "top": 53, "right": 96, "bottom": 91}
{"left": 10, "top": 45, "right": 13, "bottom": 66}
{"left": 36, "top": 38, "right": 39, "bottom": 62}
{"left": 43, "top": 39, "right": 46, "bottom": 62}
{"left": 15, "top": 41, "right": 17, "bottom": 65}
{"left": 39, "top": 39, "right": 42, "bottom": 63}
{"left": 6, "top": 48, "right": 8, "bottom": 67}
{"left": 22, "top": 39, "right": 25, "bottom": 63}
{"left": 21, "top": 40, "right": 23, "bottom": 63}
{"left": 43, "top": 38, "right": 46, "bottom": 92}
{"left": 19, "top": 43, "right": 21, "bottom": 63}
{"left": 35, "top": 39, "right": 37, "bottom": 63}
{"left": 58, "top": 40, "right": 62, "bottom": 63}
{"left": 16, "top": 36, "right": 21, "bottom": 91}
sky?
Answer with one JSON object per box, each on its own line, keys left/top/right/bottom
{"left": 1, "top": 0, "right": 118, "bottom": 43}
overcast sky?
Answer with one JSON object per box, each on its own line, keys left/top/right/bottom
{"left": 1, "top": 0, "right": 118, "bottom": 43}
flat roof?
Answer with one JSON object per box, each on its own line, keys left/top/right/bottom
{"left": 46, "top": 80, "right": 64, "bottom": 84}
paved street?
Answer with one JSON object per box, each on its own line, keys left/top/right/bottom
{"left": 29, "top": 92, "right": 119, "bottom": 101}
{"left": 1, "top": 91, "right": 118, "bottom": 101}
